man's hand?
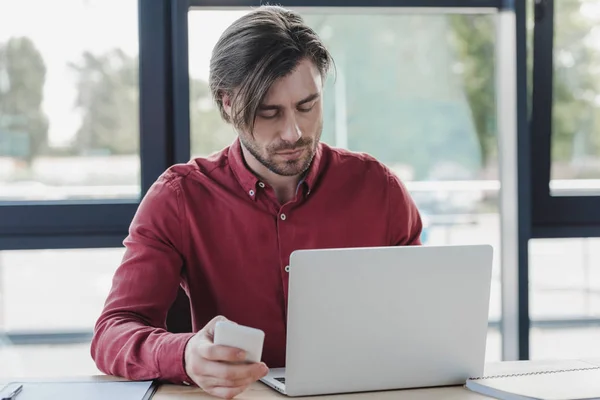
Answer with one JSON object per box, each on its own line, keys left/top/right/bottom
{"left": 184, "top": 316, "right": 269, "bottom": 399}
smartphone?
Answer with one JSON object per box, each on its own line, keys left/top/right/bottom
{"left": 213, "top": 320, "right": 265, "bottom": 364}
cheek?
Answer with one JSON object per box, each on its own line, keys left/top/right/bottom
{"left": 249, "top": 121, "right": 280, "bottom": 148}
{"left": 299, "top": 110, "right": 322, "bottom": 135}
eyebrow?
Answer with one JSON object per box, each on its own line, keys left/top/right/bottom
{"left": 258, "top": 92, "right": 320, "bottom": 110}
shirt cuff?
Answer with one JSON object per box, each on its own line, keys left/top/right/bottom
{"left": 157, "top": 332, "right": 196, "bottom": 385}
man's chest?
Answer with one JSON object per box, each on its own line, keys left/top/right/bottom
{"left": 183, "top": 187, "right": 390, "bottom": 276}
{"left": 180, "top": 187, "right": 389, "bottom": 306}
{"left": 175, "top": 175, "right": 394, "bottom": 342}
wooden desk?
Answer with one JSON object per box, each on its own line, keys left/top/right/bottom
{"left": 3, "top": 359, "right": 599, "bottom": 399}
{"left": 152, "top": 359, "right": 600, "bottom": 399}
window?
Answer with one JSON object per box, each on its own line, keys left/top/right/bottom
{"left": 550, "top": 0, "right": 600, "bottom": 196}
{"left": 0, "top": 248, "right": 123, "bottom": 378}
{"left": 529, "top": 238, "right": 600, "bottom": 359}
{"left": 188, "top": 8, "right": 502, "bottom": 361}
{"left": 0, "top": 0, "right": 140, "bottom": 201}
{"left": 530, "top": 0, "right": 600, "bottom": 230}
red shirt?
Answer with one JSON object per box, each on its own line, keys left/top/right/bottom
{"left": 91, "top": 139, "right": 422, "bottom": 385}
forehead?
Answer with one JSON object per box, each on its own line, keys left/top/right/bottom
{"left": 261, "top": 58, "right": 323, "bottom": 105}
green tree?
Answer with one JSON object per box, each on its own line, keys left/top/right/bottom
{"left": 70, "top": 49, "right": 138, "bottom": 155}
{"left": 71, "top": 49, "right": 229, "bottom": 158}
{"left": 448, "top": 15, "right": 496, "bottom": 168}
{"left": 450, "top": 1, "right": 600, "bottom": 172}
{"left": 0, "top": 37, "right": 49, "bottom": 166}
{"left": 551, "top": 0, "right": 600, "bottom": 166}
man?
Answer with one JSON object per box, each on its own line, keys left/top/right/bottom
{"left": 91, "top": 5, "right": 422, "bottom": 399}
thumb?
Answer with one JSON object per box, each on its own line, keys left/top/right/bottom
{"left": 202, "top": 315, "right": 236, "bottom": 340}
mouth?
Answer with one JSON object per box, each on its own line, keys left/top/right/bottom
{"left": 276, "top": 148, "right": 305, "bottom": 159}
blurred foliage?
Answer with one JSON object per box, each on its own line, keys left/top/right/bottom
{"left": 2, "top": 4, "right": 599, "bottom": 180}
{"left": 0, "top": 37, "right": 49, "bottom": 165}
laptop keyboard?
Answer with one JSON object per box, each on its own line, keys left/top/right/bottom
{"left": 274, "top": 377, "right": 286, "bottom": 384}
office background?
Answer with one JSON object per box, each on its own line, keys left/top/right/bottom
{"left": 0, "top": 0, "right": 599, "bottom": 378}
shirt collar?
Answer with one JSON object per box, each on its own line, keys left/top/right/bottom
{"left": 301, "top": 141, "right": 323, "bottom": 194}
{"left": 228, "top": 138, "right": 324, "bottom": 200}
{"left": 228, "top": 138, "right": 260, "bottom": 200}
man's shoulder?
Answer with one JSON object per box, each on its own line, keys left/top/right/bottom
{"left": 322, "top": 143, "right": 392, "bottom": 177}
{"left": 158, "top": 147, "right": 231, "bottom": 188}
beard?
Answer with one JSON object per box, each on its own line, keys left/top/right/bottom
{"left": 240, "top": 121, "right": 322, "bottom": 177}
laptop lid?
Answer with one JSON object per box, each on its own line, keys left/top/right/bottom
{"left": 283, "top": 244, "right": 493, "bottom": 397}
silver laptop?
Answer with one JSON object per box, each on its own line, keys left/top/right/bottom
{"left": 260, "top": 244, "right": 493, "bottom": 397}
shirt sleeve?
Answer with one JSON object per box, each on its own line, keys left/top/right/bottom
{"left": 91, "top": 174, "right": 195, "bottom": 384}
{"left": 387, "top": 171, "right": 423, "bottom": 246}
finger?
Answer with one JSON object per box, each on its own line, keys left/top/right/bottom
{"left": 207, "top": 385, "right": 249, "bottom": 400}
{"left": 199, "top": 344, "right": 246, "bottom": 363}
{"left": 200, "top": 360, "right": 269, "bottom": 382}
{"left": 201, "top": 374, "right": 256, "bottom": 389}
{"left": 203, "top": 315, "right": 236, "bottom": 340}
{"left": 211, "top": 363, "right": 268, "bottom": 388}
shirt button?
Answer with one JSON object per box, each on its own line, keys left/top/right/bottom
{"left": 280, "top": 213, "right": 287, "bottom": 221}
{"left": 258, "top": 182, "right": 265, "bottom": 188}
{"left": 249, "top": 189, "right": 255, "bottom": 196}
{"left": 285, "top": 265, "right": 290, "bottom": 272}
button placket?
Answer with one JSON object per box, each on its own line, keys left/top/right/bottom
{"left": 275, "top": 206, "right": 293, "bottom": 316}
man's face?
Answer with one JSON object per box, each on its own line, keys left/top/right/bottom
{"left": 234, "top": 58, "right": 324, "bottom": 177}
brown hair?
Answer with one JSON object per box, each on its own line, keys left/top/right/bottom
{"left": 208, "top": 5, "right": 333, "bottom": 133}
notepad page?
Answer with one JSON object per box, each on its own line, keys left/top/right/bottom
{"left": 583, "top": 359, "right": 600, "bottom": 367}
{"left": 2, "top": 380, "right": 154, "bottom": 400}
{"left": 468, "top": 369, "right": 600, "bottom": 400}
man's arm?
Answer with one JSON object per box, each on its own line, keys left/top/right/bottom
{"left": 91, "top": 175, "right": 195, "bottom": 384}
{"left": 387, "top": 171, "right": 423, "bottom": 246}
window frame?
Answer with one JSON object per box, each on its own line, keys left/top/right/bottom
{"left": 0, "top": 0, "right": 178, "bottom": 251}
{"left": 188, "top": 0, "right": 505, "bottom": 7}
{"left": 530, "top": 0, "right": 600, "bottom": 238}
{"left": 0, "top": 0, "right": 182, "bottom": 348}
{"left": 0, "top": 0, "right": 536, "bottom": 363}
{"left": 5, "top": 0, "right": 596, "bottom": 364}
{"left": 179, "top": 0, "right": 528, "bottom": 361}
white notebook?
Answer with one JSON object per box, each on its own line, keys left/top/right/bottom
{"left": 0, "top": 380, "right": 157, "bottom": 400}
{"left": 465, "top": 366, "right": 600, "bottom": 400}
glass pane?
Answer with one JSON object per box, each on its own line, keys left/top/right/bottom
{"left": 485, "top": 327, "right": 502, "bottom": 362}
{"left": 188, "top": 9, "right": 501, "bottom": 361}
{"left": 0, "top": 248, "right": 123, "bottom": 378}
{"left": 531, "top": 326, "right": 600, "bottom": 359}
{"left": 0, "top": 248, "right": 123, "bottom": 331}
{"left": 529, "top": 238, "right": 600, "bottom": 359}
{"left": 550, "top": 0, "right": 600, "bottom": 196}
{"left": 529, "top": 238, "right": 600, "bottom": 320}
{"left": 0, "top": 0, "right": 140, "bottom": 201}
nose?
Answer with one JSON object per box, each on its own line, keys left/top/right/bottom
{"left": 280, "top": 114, "right": 302, "bottom": 143}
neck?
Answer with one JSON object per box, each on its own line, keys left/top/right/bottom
{"left": 240, "top": 142, "right": 302, "bottom": 204}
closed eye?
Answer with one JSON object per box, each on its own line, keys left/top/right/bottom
{"left": 258, "top": 110, "right": 278, "bottom": 119}
{"left": 298, "top": 103, "right": 315, "bottom": 113}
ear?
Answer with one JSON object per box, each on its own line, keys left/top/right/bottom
{"left": 222, "top": 92, "right": 233, "bottom": 118}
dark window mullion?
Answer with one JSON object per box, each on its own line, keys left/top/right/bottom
{"left": 139, "top": 0, "right": 177, "bottom": 194}
{"left": 172, "top": 0, "right": 192, "bottom": 164}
